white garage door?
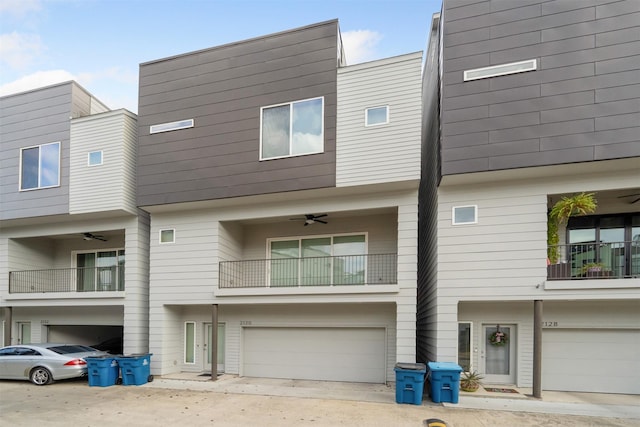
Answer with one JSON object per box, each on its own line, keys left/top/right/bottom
{"left": 243, "top": 327, "right": 386, "bottom": 383}
{"left": 543, "top": 329, "right": 640, "bottom": 394}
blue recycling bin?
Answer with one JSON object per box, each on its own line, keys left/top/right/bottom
{"left": 394, "top": 362, "right": 427, "bottom": 405}
{"left": 427, "top": 362, "right": 462, "bottom": 403}
{"left": 85, "top": 356, "right": 119, "bottom": 387}
{"left": 116, "top": 353, "right": 153, "bottom": 386}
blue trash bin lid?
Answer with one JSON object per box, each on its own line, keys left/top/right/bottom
{"left": 427, "top": 362, "right": 462, "bottom": 371}
{"left": 395, "top": 362, "right": 426, "bottom": 370}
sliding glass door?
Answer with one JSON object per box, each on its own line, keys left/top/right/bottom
{"left": 269, "top": 234, "right": 366, "bottom": 287}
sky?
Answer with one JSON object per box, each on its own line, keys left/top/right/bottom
{"left": 0, "top": 0, "right": 442, "bottom": 113}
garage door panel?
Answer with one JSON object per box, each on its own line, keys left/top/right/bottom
{"left": 543, "top": 329, "right": 640, "bottom": 394}
{"left": 243, "top": 327, "right": 386, "bottom": 383}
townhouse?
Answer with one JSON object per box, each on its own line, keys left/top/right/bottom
{"left": 0, "top": 82, "right": 149, "bottom": 354}
{"left": 418, "top": 0, "right": 640, "bottom": 394}
{"left": 137, "top": 20, "right": 423, "bottom": 383}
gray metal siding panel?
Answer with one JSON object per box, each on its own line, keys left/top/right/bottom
{"left": 0, "top": 83, "right": 77, "bottom": 220}
{"left": 137, "top": 21, "right": 338, "bottom": 207}
{"left": 440, "top": 0, "right": 640, "bottom": 176}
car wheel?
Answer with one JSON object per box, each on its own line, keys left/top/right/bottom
{"left": 30, "top": 367, "right": 53, "bottom": 385}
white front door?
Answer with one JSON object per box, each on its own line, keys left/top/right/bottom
{"left": 204, "top": 323, "right": 225, "bottom": 373}
{"left": 18, "top": 322, "right": 31, "bottom": 345}
{"left": 482, "top": 324, "right": 516, "bottom": 384}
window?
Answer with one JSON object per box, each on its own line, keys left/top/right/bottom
{"left": 365, "top": 106, "right": 389, "bottom": 126}
{"left": 260, "top": 97, "right": 324, "bottom": 160}
{"left": 150, "top": 119, "right": 194, "bottom": 134}
{"left": 184, "top": 322, "right": 195, "bottom": 364}
{"left": 464, "top": 59, "right": 537, "bottom": 81}
{"left": 160, "top": 229, "right": 175, "bottom": 244}
{"left": 75, "top": 249, "right": 125, "bottom": 291}
{"left": 269, "top": 234, "right": 366, "bottom": 286}
{"left": 88, "top": 151, "right": 103, "bottom": 166}
{"left": 452, "top": 205, "right": 477, "bottom": 225}
{"left": 20, "top": 142, "right": 60, "bottom": 190}
{"left": 458, "top": 322, "right": 472, "bottom": 371}
{"left": 567, "top": 213, "right": 639, "bottom": 277}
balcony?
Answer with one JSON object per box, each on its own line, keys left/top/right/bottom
{"left": 219, "top": 254, "right": 397, "bottom": 290}
{"left": 9, "top": 267, "right": 125, "bottom": 294}
{"left": 547, "top": 241, "right": 640, "bottom": 280}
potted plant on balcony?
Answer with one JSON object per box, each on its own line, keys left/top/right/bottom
{"left": 547, "top": 192, "right": 598, "bottom": 264}
{"left": 460, "top": 371, "right": 483, "bottom": 392}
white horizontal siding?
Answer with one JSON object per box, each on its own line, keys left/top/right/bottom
{"left": 336, "top": 53, "right": 422, "bottom": 187}
{"left": 434, "top": 163, "right": 640, "bottom": 374}
{"left": 69, "top": 110, "right": 137, "bottom": 214}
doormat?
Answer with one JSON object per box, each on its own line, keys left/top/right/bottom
{"left": 484, "top": 387, "right": 519, "bottom": 393}
{"left": 198, "top": 373, "right": 223, "bottom": 377}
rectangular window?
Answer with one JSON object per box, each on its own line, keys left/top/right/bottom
{"left": 75, "top": 249, "right": 125, "bottom": 292}
{"left": 20, "top": 142, "right": 60, "bottom": 190}
{"left": 159, "top": 229, "right": 175, "bottom": 244}
{"left": 464, "top": 59, "right": 537, "bottom": 81}
{"left": 365, "top": 106, "right": 389, "bottom": 126}
{"left": 458, "top": 322, "right": 472, "bottom": 371}
{"left": 150, "top": 119, "right": 194, "bottom": 134}
{"left": 88, "top": 151, "right": 103, "bottom": 166}
{"left": 269, "top": 234, "right": 366, "bottom": 286}
{"left": 260, "top": 97, "right": 324, "bottom": 160}
{"left": 452, "top": 205, "right": 477, "bottom": 225}
{"left": 184, "top": 322, "right": 195, "bottom": 364}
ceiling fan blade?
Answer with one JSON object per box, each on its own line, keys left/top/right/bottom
{"left": 315, "top": 219, "right": 328, "bottom": 224}
{"left": 94, "top": 236, "right": 108, "bottom": 242}
{"left": 632, "top": 196, "right": 640, "bottom": 204}
{"left": 617, "top": 193, "right": 640, "bottom": 198}
{"left": 314, "top": 214, "right": 328, "bottom": 219}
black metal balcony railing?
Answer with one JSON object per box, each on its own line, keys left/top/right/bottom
{"left": 219, "top": 254, "right": 397, "bottom": 289}
{"left": 9, "top": 266, "right": 125, "bottom": 294}
{"left": 547, "top": 241, "right": 640, "bottom": 280}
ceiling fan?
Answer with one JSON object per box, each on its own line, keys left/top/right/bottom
{"left": 617, "top": 192, "right": 640, "bottom": 204}
{"left": 289, "top": 214, "right": 328, "bottom": 226}
{"left": 83, "top": 232, "right": 108, "bottom": 242}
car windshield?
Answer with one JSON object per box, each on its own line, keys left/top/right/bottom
{"left": 48, "top": 345, "right": 97, "bottom": 354}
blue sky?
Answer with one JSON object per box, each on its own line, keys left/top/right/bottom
{"left": 0, "top": 0, "right": 442, "bottom": 113}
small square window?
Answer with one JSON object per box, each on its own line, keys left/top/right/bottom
{"left": 452, "top": 205, "right": 477, "bottom": 225}
{"left": 88, "top": 151, "right": 103, "bottom": 166}
{"left": 365, "top": 106, "right": 389, "bottom": 126}
{"left": 159, "top": 229, "right": 175, "bottom": 243}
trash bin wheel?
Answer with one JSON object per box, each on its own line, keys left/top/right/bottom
{"left": 116, "top": 377, "right": 122, "bottom": 385}
{"left": 147, "top": 375, "right": 154, "bottom": 382}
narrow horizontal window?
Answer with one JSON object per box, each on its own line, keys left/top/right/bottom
{"left": 452, "top": 205, "right": 477, "bottom": 225}
{"left": 159, "top": 229, "right": 175, "bottom": 244}
{"left": 464, "top": 59, "right": 537, "bottom": 82}
{"left": 365, "top": 106, "right": 389, "bottom": 126}
{"left": 150, "top": 119, "right": 194, "bottom": 134}
{"left": 88, "top": 151, "right": 103, "bottom": 166}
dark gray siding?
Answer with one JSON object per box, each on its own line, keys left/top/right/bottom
{"left": 0, "top": 82, "right": 77, "bottom": 220}
{"left": 440, "top": 0, "right": 640, "bottom": 175}
{"left": 417, "top": 14, "right": 441, "bottom": 365}
{"left": 137, "top": 20, "right": 339, "bottom": 207}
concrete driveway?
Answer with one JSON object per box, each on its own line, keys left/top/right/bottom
{"left": 1, "top": 376, "right": 638, "bottom": 427}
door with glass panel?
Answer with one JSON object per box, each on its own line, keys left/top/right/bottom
{"left": 482, "top": 324, "right": 516, "bottom": 384}
{"left": 458, "top": 322, "right": 472, "bottom": 372}
{"left": 18, "top": 322, "right": 31, "bottom": 345}
{"left": 204, "top": 323, "right": 225, "bottom": 373}
{"left": 269, "top": 235, "right": 366, "bottom": 287}
{"left": 76, "top": 250, "right": 125, "bottom": 291}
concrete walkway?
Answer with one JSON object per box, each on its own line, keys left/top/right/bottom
{"left": 145, "top": 373, "right": 640, "bottom": 420}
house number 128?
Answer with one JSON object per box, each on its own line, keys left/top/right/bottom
{"left": 542, "top": 321, "right": 558, "bottom": 327}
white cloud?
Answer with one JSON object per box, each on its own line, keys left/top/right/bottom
{"left": 0, "top": 69, "right": 76, "bottom": 96}
{"left": 0, "top": 0, "right": 41, "bottom": 17}
{"left": 341, "top": 30, "right": 383, "bottom": 65}
{"left": 0, "top": 32, "right": 44, "bottom": 69}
